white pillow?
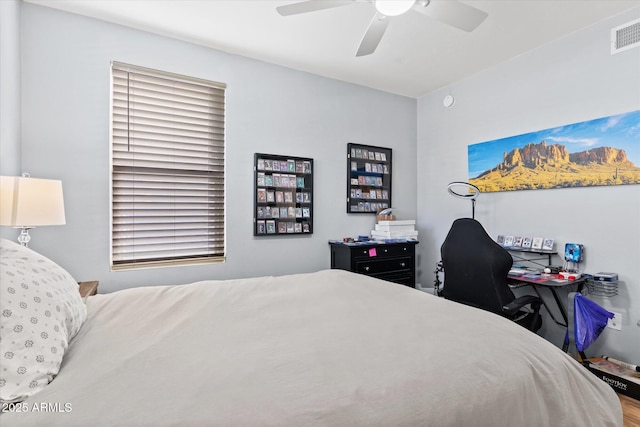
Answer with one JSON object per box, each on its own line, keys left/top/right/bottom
{"left": 0, "top": 239, "right": 87, "bottom": 403}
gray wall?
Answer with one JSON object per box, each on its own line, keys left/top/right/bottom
{"left": 0, "top": 0, "right": 21, "bottom": 178}
{"left": 11, "top": 3, "right": 417, "bottom": 291}
{"left": 0, "top": 0, "right": 21, "bottom": 241}
{"left": 417, "top": 7, "right": 640, "bottom": 362}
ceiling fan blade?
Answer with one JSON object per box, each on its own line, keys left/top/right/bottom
{"left": 276, "top": 0, "right": 354, "bottom": 16}
{"left": 356, "top": 13, "right": 390, "bottom": 57}
{"left": 412, "top": 0, "right": 488, "bottom": 32}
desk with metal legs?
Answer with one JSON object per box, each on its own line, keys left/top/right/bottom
{"left": 508, "top": 273, "right": 587, "bottom": 356}
{"left": 508, "top": 273, "right": 586, "bottom": 326}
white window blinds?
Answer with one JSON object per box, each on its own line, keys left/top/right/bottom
{"left": 111, "top": 62, "right": 226, "bottom": 269}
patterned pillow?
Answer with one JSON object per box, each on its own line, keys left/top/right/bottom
{"left": 0, "top": 239, "right": 87, "bottom": 403}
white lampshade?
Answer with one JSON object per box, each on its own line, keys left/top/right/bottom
{"left": 0, "top": 176, "right": 66, "bottom": 227}
{"left": 375, "top": 0, "right": 415, "bottom": 16}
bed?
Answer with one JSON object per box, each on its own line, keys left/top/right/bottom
{"left": 0, "top": 238, "right": 622, "bottom": 426}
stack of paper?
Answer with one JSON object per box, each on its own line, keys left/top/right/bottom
{"left": 370, "top": 220, "right": 418, "bottom": 241}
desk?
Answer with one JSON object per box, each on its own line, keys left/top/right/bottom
{"left": 507, "top": 273, "right": 586, "bottom": 328}
{"left": 509, "top": 273, "right": 587, "bottom": 356}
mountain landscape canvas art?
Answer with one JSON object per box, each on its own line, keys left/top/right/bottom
{"left": 468, "top": 110, "right": 640, "bottom": 192}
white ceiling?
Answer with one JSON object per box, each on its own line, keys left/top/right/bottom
{"left": 25, "top": 0, "right": 640, "bottom": 98}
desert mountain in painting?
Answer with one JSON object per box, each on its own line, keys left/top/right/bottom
{"left": 470, "top": 141, "right": 640, "bottom": 192}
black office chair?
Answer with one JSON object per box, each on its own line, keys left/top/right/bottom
{"left": 440, "top": 218, "right": 543, "bottom": 332}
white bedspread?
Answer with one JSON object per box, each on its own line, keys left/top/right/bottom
{"left": 2, "top": 270, "right": 622, "bottom": 426}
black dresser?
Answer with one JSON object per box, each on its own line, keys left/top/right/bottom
{"left": 329, "top": 241, "right": 418, "bottom": 287}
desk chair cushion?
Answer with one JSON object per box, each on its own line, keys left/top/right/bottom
{"left": 441, "top": 218, "right": 542, "bottom": 332}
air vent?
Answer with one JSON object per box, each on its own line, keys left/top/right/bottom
{"left": 611, "top": 18, "right": 640, "bottom": 55}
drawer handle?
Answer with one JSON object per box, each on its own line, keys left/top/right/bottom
{"left": 364, "top": 266, "right": 370, "bottom": 272}
{"left": 400, "top": 262, "right": 406, "bottom": 268}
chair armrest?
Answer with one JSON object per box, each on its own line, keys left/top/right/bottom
{"left": 502, "top": 295, "right": 542, "bottom": 316}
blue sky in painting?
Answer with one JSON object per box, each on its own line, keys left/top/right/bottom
{"left": 468, "top": 110, "right": 640, "bottom": 178}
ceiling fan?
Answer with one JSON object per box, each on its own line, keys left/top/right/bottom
{"left": 276, "top": 0, "right": 488, "bottom": 57}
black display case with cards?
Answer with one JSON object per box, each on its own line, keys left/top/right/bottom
{"left": 347, "top": 143, "right": 392, "bottom": 214}
{"left": 254, "top": 153, "right": 313, "bottom": 236}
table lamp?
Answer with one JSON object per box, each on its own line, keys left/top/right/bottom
{"left": 0, "top": 174, "right": 66, "bottom": 247}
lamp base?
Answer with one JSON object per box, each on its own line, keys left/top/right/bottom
{"left": 17, "top": 227, "right": 33, "bottom": 247}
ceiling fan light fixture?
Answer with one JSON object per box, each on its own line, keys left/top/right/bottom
{"left": 375, "top": 0, "right": 415, "bottom": 17}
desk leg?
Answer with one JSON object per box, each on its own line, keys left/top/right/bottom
{"left": 531, "top": 286, "right": 567, "bottom": 327}
{"left": 562, "top": 337, "right": 588, "bottom": 360}
{"left": 549, "top": 288, "right": 569, "bottom": 326}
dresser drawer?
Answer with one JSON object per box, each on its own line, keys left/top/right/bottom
{"left": 351, "top": 244, "right": 414, "bottom": 260}
{"left": 375, "top": 272, "right": 414, "bottom": 286}
{"left": 355, "top": 257, "right": 412, "bottom": 275}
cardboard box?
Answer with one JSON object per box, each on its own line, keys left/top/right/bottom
{"left": 583, "top": 358, "right": 640, "bottom": 400}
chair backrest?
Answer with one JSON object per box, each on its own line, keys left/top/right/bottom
{"left": 440, "top": 218, "right": 515, "bottom": 314}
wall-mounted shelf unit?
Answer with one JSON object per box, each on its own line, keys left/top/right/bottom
{"left": 254, "top": 153, "right": 313, "bottom": 236}
{"left": 347, "top": 143, "right": 392, "bottom": 214}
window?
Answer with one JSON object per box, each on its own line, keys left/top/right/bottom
{"left": 110, "top": 62, "right": 225, "bottom": 269}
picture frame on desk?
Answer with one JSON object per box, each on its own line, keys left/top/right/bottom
{"left": 531, "top": 237, "right": 544, "bottom": 250}
{"left": 542, "top": 238, "right": 554, "bottom": 251}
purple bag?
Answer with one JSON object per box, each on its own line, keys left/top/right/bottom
{"left": 565, "top": 293, "right": 614, "bottom": 352}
